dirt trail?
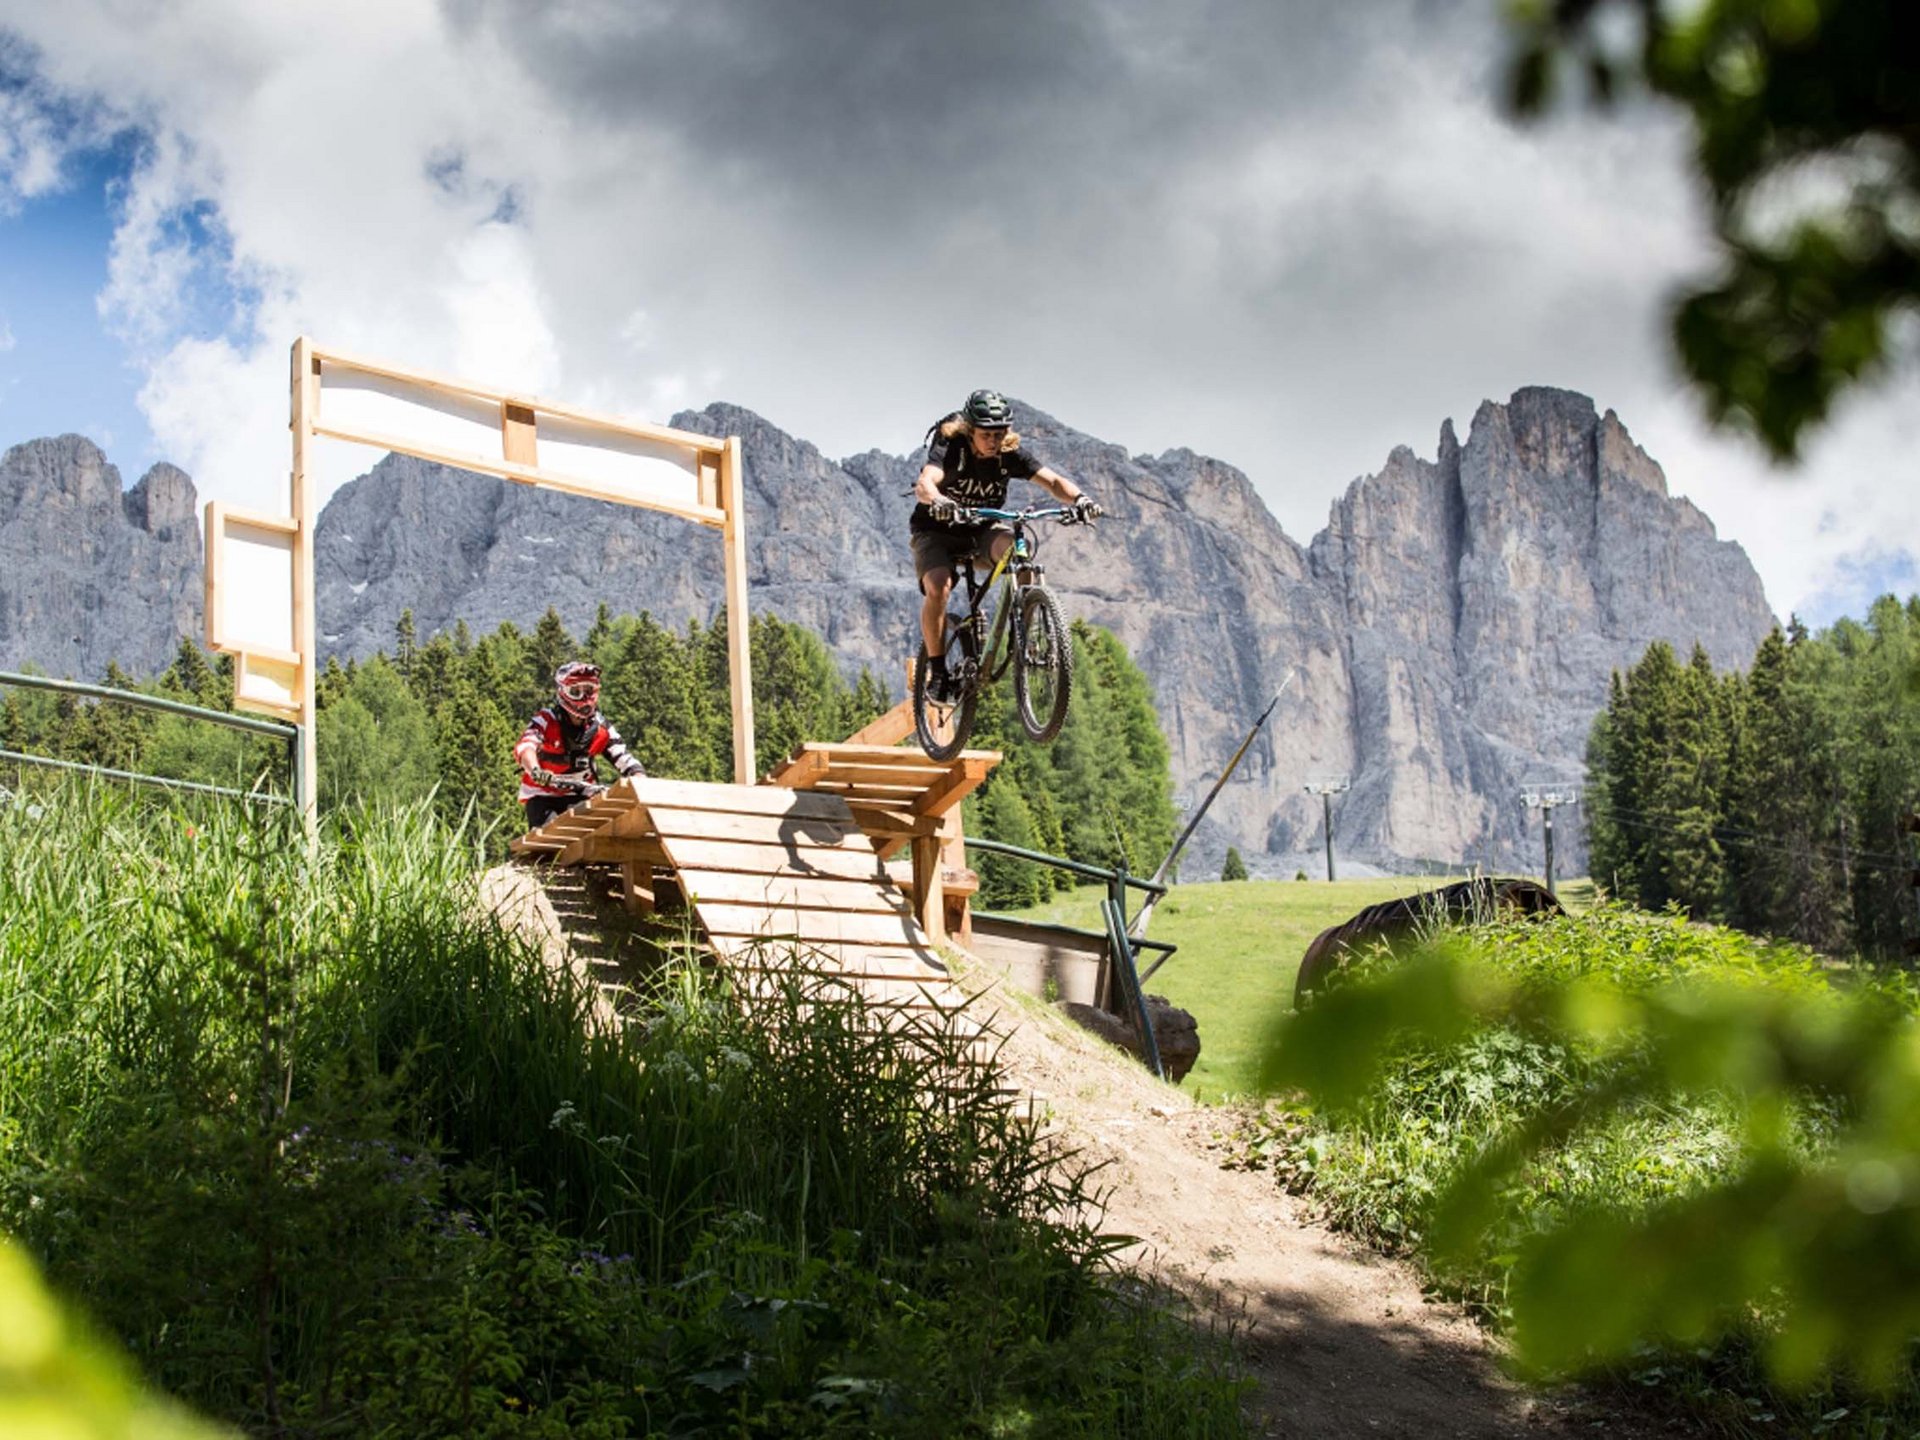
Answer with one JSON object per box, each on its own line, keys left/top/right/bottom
{"left": 484, "top": 866, "right": 1654, "bottom": 1439}
{"left": 971, "top": 979, "right": 1624, "bottom": 1439}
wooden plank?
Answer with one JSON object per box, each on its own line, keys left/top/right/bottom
{"left": 912, "top": 756, "right": 995, "bottom": 819}
{"left": 910, "top": 833, "right": 945, "bottom": 943}
{"left": 724, "top": 964, "right": 969, "bottom": 999}
{"left": 696, "top": 905, "right": 932, "bottom": 949}
{"left": 309, "top": 419, "right": 728, "bottom": 528}
{"left": 711, "top": 936, "right": 950, "bottom": 972}
{"left": 765, "top": 748, "right": 831, "bottom": 788}
{"left": 635, "top": 778, "right": 852, "bottom": 821}
{"left": 811, "top": 763, "right": 950, "bottom": 790}
{"left": 839, "top": 813, "right": 939, "bottom": 841}
{"left": 650, "top": 806, "right": 868, "bottom": 848}
{"left": 798, "top": 742, "right": 1000, "bottom": 766}
{"left": 840, "top": 701, "right": 914, "bottom": 748}
{"left": 501, "top": 401, "right": 538, "bottom": 466}
{"left": 673, "top": 868, "right": 913, "bottom": 913}
{"left": 313, "top": 342, "right": 729, "bottom": 458}
{"left": 720, "top": 435, "right": 755, "bottom": 785}
{"left": 720, "top": 955, "right": 966, "bottom": 990}
{"left": 559, "top": 833, "right": 671, "bottom": 868}
{"left": 654, "top": 837, "right": 891, "bottom": 880}
{"left": 573, "top": 837, "right": 670, "bottom": 864}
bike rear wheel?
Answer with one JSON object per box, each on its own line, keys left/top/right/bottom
{"left": 1013, "top": 586, "right": 1073, "bottom": 743}
{"left": 913, "top": 617, "right": 979, "bottom": 762}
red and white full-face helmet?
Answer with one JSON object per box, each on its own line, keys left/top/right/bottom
{"left": 554, "top": 661, "right": 601, "bottom": 723}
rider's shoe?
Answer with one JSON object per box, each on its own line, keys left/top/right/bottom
{"left": 926, "top": 661, "right": 955, "bottom": 703}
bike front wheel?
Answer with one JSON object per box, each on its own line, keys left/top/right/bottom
{"left": 1013, "top": 586, "right": 1073, "bottom": 743}
{"left": 913, "top": 621, "right": 979, "bottom": 762}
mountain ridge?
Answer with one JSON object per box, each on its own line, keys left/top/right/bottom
{"left": 0, "top": 388, "right": 1776, "bottom": 873}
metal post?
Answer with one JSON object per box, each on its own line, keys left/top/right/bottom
{"left": 1103, "top": 889, "right": 1164, "bottom": 1080}
{"left": 1520, "top": 784, "right": 1579, "bottom": 893}
{"left": 1544, "top": 804, "right": 1555, "bottom": 893}
{"left": 1323, "top": 792, "right": 1336, "bottom": 882}
{"left": 1304, "top": 776, "right": 1350, "bottom": 883}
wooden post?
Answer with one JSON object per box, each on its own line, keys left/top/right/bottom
{"left": 720, "top": 434, "right": 755, "bottom": 784}
{"left": 911, "top": 833, "right": 946, "bottom": 944}
{"left": 289, "top": 337, "right": 318, "bottom": 828}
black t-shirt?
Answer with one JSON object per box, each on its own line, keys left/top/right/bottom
{"left": 909, "top": 415, "right": 1042, "bottom": 533}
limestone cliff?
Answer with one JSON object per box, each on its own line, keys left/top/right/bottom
{"left": 0, "top": 389, "right": 1776, "bottom": 872}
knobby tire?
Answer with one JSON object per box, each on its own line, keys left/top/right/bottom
{"left": 1013, "top": 586, "right": 1072, "bottom": 743}
{"left": 913, "top": 619, "right": 978, "bottom": 762}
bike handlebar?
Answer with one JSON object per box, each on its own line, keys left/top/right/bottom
{"left": 943, "top": 504, "right": 1087, "bottom": 525}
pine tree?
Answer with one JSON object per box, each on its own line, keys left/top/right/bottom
{"left": 1726, "top": 627, "right": 1850, "bottom": 950}
{"left": 970, "top": 782, "right": 1048, "bottom": 908}
{"left": 584, "top": 603, "right": 616, "bottom": 665}
{"left": 1584, "top": 672, "right": 1630, "bottom": 898}
{"left": 432, "top": 676, "right": 518, "bottom": 844}
{"left": 1222, "top": 846, "right": 1249, "bottom": 881}
{"left": 161, "top": 638, "right": 217, "bottom": 707}
{"left": 1653, "top": 645, "right": 1731, "bottom": 919}
{"left": 394, "top": 609, "right": 418, "bottom": 680}
{"left": 606, "top": 612, "right": 711, "bottom": 778}
{"left": 528, "top": 607, "right": 577, "bottom": 701}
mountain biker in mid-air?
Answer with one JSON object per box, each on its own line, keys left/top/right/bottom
{"left": 912, "top": 389, "right": 1101, "bottom": 700}
{"left": 513, "top": 660, "right": 646, "bottom": 830}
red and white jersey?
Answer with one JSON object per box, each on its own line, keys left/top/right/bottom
{"left": 513, "top": 706, "right": 644, "bottom": 801}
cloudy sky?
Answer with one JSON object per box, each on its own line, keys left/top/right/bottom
{"left": 0, "top": 0, "right": 1913, "bottom": 625}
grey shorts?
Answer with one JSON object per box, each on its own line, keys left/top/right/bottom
{"left": 911, "top": 526, "right": 1012, "bottom": 591}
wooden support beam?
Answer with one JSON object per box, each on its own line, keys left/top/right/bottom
{"left": 911, "top": 755, "right": 994, "bottom": 819}
{"left": 620, "top": 861, "right": 655, "bottom": 914}
{"left": 841, "top": 700, "right": 915, "bottom": 748}
{"left": 911, "top": 832, "right": 946, "bottom": 944}
{"left": 720, "top": 435, "right": 755, "bottom": 785}
{"left": 501, "top": 401, "right": 538, "bottom": 466}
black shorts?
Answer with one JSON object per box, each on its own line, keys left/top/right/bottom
{"left": 911, "top": 526, "right": 1012, "bottom": 591}
{"left": 524, "top": 792, "right": 587, "bottom": 831}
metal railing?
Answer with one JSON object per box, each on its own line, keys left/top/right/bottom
{"left": 965, "top": 835, "right": 1172, "bottom": 1079}
{"left": 0, "top": 670, "right": 301, "bottom": 808}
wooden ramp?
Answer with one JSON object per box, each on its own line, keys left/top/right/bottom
{"left": 511, "top": 776, "right": 978, "bottom": 1026}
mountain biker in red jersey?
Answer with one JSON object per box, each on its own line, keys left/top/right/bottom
{"left": 513, "top": 660, "right": 646, "bottom": 830}
{"left": 912, "top": 390, "right": 1100, "bottom": 700}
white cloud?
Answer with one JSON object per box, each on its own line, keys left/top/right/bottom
{"left": 0, "top": 0, "right": 1911, "bottom": 623}
{"left": 0, "top": 319, "right": 14, "bottom": 353}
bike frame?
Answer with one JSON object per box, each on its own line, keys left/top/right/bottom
{"left": 945, "top": 505, "right": 1070, "bottom": 686}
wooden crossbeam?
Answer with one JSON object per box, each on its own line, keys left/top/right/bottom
{"left": 912, "top": 755, "right": 996, "bottom": 819}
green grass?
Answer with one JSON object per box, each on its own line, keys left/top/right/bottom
{"left": 1, "top": 781, "right": 1249, "bottom": 1437}
{"left": 1000, "top": 876, "right": 1467, "bottom": 1100}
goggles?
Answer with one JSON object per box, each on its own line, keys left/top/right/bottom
{"left": 557, "top": 665, "right": 602, "bottom": 701}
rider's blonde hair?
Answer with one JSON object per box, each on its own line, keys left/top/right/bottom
{"left": 940, "top": 416, "right": 1021, "bottom": 452}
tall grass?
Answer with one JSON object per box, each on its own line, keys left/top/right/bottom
{"left": 0, "top": 780, "right": 1246, "bottom": 1436}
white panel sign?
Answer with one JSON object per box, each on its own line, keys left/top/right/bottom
{"left": 216, "top": 519, "right": 297, "bottom": 657}
{"left": 317, "top": 363, "right": 503, "bottom": 461}
{"left": 539, "top": 413, "right": 701, "bottom": 512}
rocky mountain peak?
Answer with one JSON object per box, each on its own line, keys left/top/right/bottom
{"left": 0, "top": 437, "right": 205, "bottom": 679}
{"left": 0, "top": 387, "right": 1777, "bottom": 875}
{"left": 123, "top": 462, "right": 198, "bottom": 539}
{"left": 1, "top": 434, "right": 121, "bottom": 521}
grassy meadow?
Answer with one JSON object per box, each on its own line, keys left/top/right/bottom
{"left": 999, "top": 875, "right": 1584, "bottom": 1101}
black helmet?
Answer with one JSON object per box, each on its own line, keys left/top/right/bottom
{"left": 963, "top": 389, "right": 1012, "bottom": 428}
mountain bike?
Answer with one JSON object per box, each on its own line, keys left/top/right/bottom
{"left": 912, "top": 504, "right": 1090, "bottom": 762}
